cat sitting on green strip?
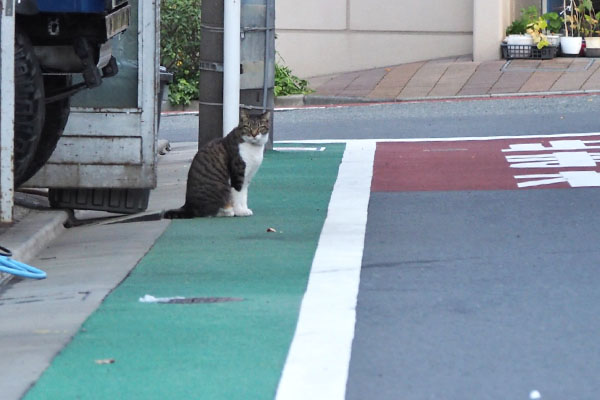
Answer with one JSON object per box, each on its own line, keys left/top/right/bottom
{"left": 164, "top": 110, "right": 270, "bottom": 219}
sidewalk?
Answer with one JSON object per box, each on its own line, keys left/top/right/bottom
{"left": 275, "top": 55, "right": 600, "bottom": 107}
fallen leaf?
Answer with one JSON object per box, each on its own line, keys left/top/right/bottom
{"left": 95, "top": 359, "right": 115, "bottom": 365}
{"left": 266, "top": 227, "right": 277, "bottom": 233}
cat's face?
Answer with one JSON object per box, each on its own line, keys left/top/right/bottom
{"left": 240, "top": 111, "right": 270, "bottom": 145}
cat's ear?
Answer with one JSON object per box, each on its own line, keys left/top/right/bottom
{"left": 239, "top": 109, "right": 250, "bottom": 123}
{"left": 260, "top": 111, "right": 271, "bottom": 124}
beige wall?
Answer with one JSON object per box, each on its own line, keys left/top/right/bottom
{"left": 513, "top": 0, "right": 542, "bottom": 17}
{"left": 473, "top": 0, "right": 511, "bottom": 61}
{"left": 275, "top": 0, "right": 541, "bottom": 78}
{"left": 275, "top": 0, "right": 474, "bottom": 78}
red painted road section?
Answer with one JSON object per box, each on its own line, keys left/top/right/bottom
{"left": 372, "top": 135, "right": 600, "bottom": 192}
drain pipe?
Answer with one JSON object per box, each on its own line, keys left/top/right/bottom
{"left": 223, "top": 0, "right": 241, "bottom": 136}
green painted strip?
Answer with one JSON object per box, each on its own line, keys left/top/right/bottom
{"left": 24, "top": 144, "right": 345, "bottom": 400}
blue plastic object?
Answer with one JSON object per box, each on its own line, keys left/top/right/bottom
{"left": 36, "top": 0, "right": 105, "bottom": 13}
{"left": 0, "top": 255, "right": 47, "bottom": 279}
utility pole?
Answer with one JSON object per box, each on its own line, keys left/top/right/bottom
{"left": 198, "top": 0, "right": 224, "bottom": 147}
{"left": 198, "top": 0, "right": 275, "bottom": 149}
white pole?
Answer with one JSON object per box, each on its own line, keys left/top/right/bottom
{"left": 1, "top": 2, "right": 15, "bottom": 223}
{"left": 223, "top": 0, "right": 241, "bottom": 136}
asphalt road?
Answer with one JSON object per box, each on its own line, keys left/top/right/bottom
{"left": 160, "top": 94, "right": 600, "bottom": 143}
{"left": 349, "top": 188, "right": 600, "bottom": 399}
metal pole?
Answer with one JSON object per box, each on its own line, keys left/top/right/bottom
{"left": 223, "top": 0, "right": 240, "bottom": 136}
{"left": 0, "top": 0, "right": 15, "bottom": 223}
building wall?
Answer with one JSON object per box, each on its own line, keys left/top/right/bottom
{"left": 513, "top": 0, "right": 542, "bottom": 16}
{"left": 511, "top": 0, "right": 543, "bottom": 19}
{"left": 275, "top": 0, "right": 474, "bottom": 78}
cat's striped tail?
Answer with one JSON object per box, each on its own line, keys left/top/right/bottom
{"left": 163, "top": 207, "right": 193, "bottom": 219}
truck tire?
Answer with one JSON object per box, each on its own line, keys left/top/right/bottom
{"left": 19, "top": 75, "right": 71, "bottom": 184}
{"left": 14, "top": 26, "right": 45, "bottom": 187}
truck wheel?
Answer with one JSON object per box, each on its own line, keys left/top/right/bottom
{"left": 19, "top": 75, "right": 71, "bottom": 184}
{"left": 14, "top": 26, "right": 45, "bottom": 187}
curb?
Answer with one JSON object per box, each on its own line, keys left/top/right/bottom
{"left": 272, "top": 89, "right": 600, "bottom": 109}
{"left": 0, "top": 140, "right": 174, "bottom": 290}
{"left": 0, "top": 209, "right": 69, "bottom": 288}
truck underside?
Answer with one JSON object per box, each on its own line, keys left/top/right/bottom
{"left": 12, "top": 0, "right": 130, "bottom": 186}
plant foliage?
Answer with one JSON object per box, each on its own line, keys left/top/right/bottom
{"left": 562, "top": 0, "right": 599, "bottom": 36}
{"left": 506, "top": 6, "right": 564, "bottom": 48}
{"left": 506, "top": 6, "right": 539, "bottom": 35}
{"left": 160, "top": 0, "right": 202, "bottom": 105}
{"left": 160, "top": 0, "right": 308, "bottom": 104}
{"left": 274, "top": 62, "right": 312, "bottom": 97}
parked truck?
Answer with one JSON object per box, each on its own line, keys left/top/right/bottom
{"left": 13, "top": 0, "right": 130, "bottom": 186}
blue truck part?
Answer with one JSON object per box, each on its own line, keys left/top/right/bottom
{"left": 36, "top": 1, "right": 106, "bottom": 13}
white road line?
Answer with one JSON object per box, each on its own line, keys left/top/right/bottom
{"left": 275, "top": 141, "right": 376, "bottom": 400}
{"left": 275, "top": 132, "right": 600, "bottom": 145}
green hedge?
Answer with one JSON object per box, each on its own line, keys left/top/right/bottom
{"left": 160, "top": 0, "right": 202, "bottom": 105}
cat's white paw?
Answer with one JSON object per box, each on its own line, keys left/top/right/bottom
{"left": 217, "top": 207, "right": 235, "bottom": 217}
{"left": 234, "top": 208, "right": 253, "bottom": 217}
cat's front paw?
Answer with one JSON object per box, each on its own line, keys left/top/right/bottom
{"left": 234, "top": 208, "right": 253, "bottom": 217}
{"left": 217, "top": 207, "right": 235, "bottom": 217}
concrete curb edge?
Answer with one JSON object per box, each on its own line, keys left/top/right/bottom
{"left": 0, "top": 210, "right": 69, "bottom": 288}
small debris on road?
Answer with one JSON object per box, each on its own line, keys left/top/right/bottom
{"left": 95, "top": 359, "right": 115, "bottom": 365}
{"left": 529, "top": 390, "right": 541, "bottom": 399}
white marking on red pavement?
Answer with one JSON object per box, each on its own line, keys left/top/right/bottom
{"left": 515, "top": 171, "right": 600, "bottom": 188}
{"left": 506, "top": 152, "right": 599, "bottom": 168}
{"left": 275, "top": 141, "right": 375, "bottom": 400}
{"left": 502, "top": 139, "right": 600, "bottom": 152}
{"left": 371, "top": 135, "right": 600, "bottom": 192}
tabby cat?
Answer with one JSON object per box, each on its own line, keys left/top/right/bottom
{"left": 163, "top": 110, "right": 270, "bottom": 219}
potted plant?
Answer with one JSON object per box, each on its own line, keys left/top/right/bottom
{"left": 503, "top": 6, "right": 563, "bottom": 58}
{"left": 527, "top": 16, "right": 550, "bottom": 49}
{"left": 561, "top": 0, "right": 585, "bottom": 55}
{"left": 505, "top": 6, "right": 537, "bottom": 57}
{"left": 580, "top": 1, "right": 600, "bottom": 55}
{"left": 544, "top": 11, "right": 564, "bottom": 46}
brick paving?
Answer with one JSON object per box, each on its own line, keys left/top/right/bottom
{"left": 306, "top": 55, "right": 600, "bottom": 101}
{"left": 368, "top": 62, "right": 424, "bottom": 99}
{"left": 519, "top": 70, "right": 563, "bottom": 92}
{"left": 491, "top": 70, "right": 535, "bottom": 93}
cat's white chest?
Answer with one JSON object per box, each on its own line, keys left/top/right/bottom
{"left": 239, "top": 140, "right": 264, "bottom": 178}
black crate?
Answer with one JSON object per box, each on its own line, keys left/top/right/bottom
{"left": 501, "top": 44, "right": 559, "bottom": 60}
